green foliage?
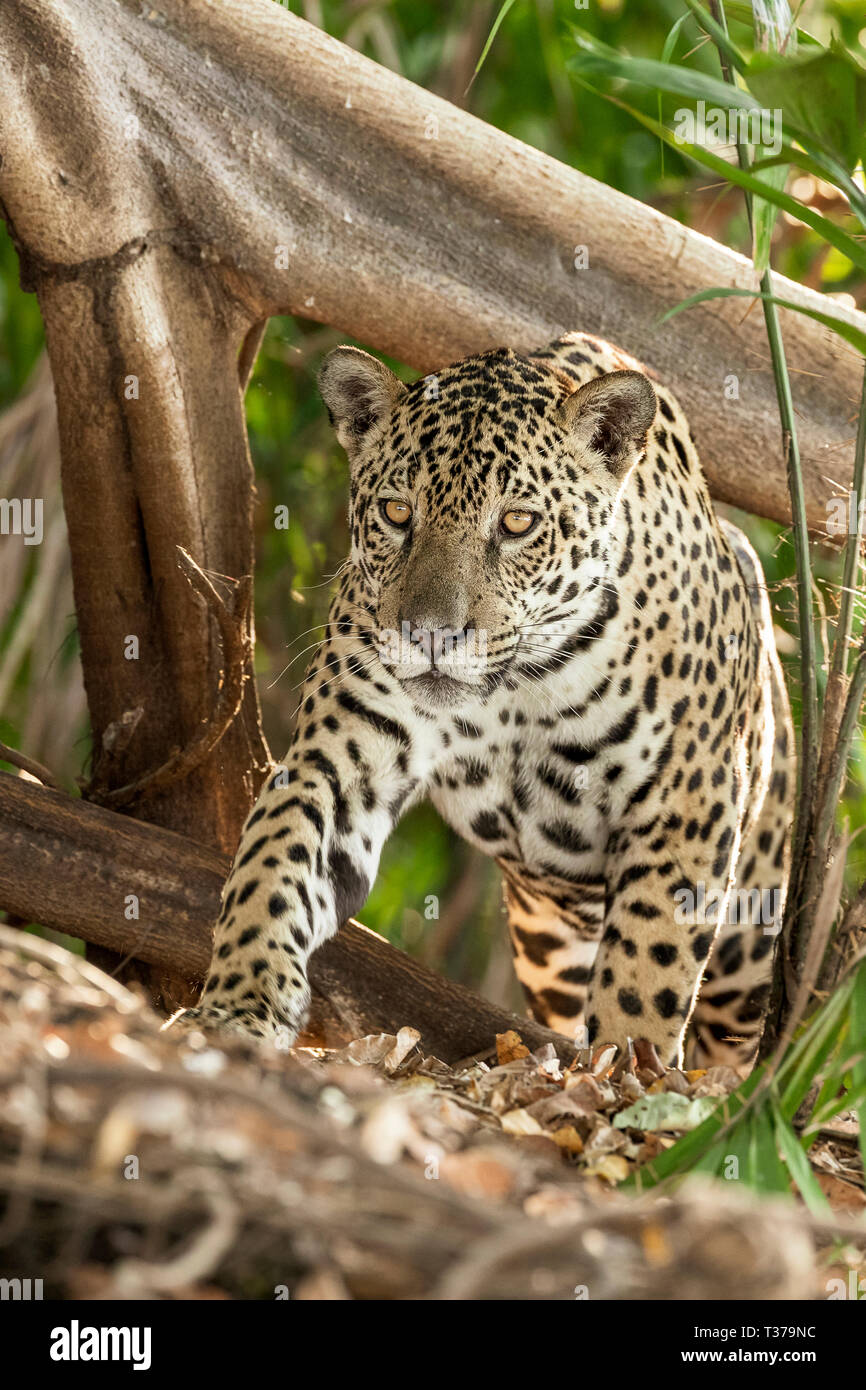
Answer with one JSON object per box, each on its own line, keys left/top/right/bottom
{"left": 0, "top": 230, "right": 43, "bottom": 408}
{"left": 568, "top": 26, "right": 866, "bottom": 267}
{"left": 747, "top": 39, "right": 866, "bottom": 173}
{"left": 659, "top": 284, "right": 866, "bottom": 356}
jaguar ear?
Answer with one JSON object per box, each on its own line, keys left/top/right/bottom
{"left": 318, "top": 347, "right": 406, "bottom": 454}
{"left": 557, "top": 370, "right": 657, "bottom": 478}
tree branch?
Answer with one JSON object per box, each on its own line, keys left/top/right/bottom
{"left": 0, "top": 771, "right": 580, "bottom": 1065}
{"left": 0, "top": 741, "right": 64, "bottom": 792}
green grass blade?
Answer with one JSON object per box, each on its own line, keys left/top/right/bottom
{"left": 777, "top": 977, "right": 856, "bottom": 1119}
{"left": 772, "top": 1098, "right": 831, "bottom": 1215}
{"left": 568, "top": 33, "right": 866, "bottom": 250}
{"left": 569, "top": 34, "right": 761, "bottom": 111}
{"left": 752, "top": 1107, "right": 792, "bottom": 1193}
{"left": 751, "top": 145, "right": 866, "bottom": 227}
{"left": 851, "top": 960, "right": 866, "bottom": 1180}
{"left": 752, "top": 157, "right": 787, "bottom": 273}
{"left": 658, "top": 11, "right": 693, "bottom": 178}
{"left": 682, "top": 0, "right": 748, "bottom": 74}
{"left": 658, "top": 285, "right": 866, "bottom": 357}
{"left": 688, "top": 1137, "right": 735, "bottom": 1177}
{"left": 806, "top": 1075, "right": 866, "bottom": 1137}
{"left": 631, "top": 978, "right": 856, "bottom": 1189}
{"left": 661, "top": 12, "right": 692, "bottom": 66}
{"left": 471, "top": 0, "right": 519, "bottom": 82}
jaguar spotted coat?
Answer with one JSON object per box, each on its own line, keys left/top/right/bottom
{"left": 182, "top": 332, "right": 793, "bottom": 1069}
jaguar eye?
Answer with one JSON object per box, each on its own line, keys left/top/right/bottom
{"left": 381, "top": 500, "right": 412, "bottom": 527}
{"left": 501, "top": 509, "right": 536, "bottom": 537}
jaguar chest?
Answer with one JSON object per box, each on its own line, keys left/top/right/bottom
{"left": 426, "top": 721, "right": 624, "bottom": 882}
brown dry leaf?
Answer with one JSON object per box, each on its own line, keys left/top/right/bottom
{"left": 334, "top": 1032, "right": 400, "bottom": 1068}
{"left": 523, "top": 1185, "right": 585, "bottom": 1223}
{"left": 439, "top": 1148, "right": 517, "bottom": 1201}
{"left": 383, "top": 1026, "right": 421, "bottom": 1073}
{"left": 436, "top": 1095, "right": 482, "bottom": 1136}
{"left": 591, "top": 1044, "right": 617, "bottom": 1076}
{"left": 638, "top": 1132, "right": 675, "bottom": 1161}
{"left": 662, "top": 1070, "right": 690, "bottom": 1095}
{"left": 641, "top": 1222, "right": 673, "bottom": 1268}
{"left": 359, "top": 1094, "right": 418, "bottom": 1164}
{"left": 815, "top": 1111, "right": 860, "bottom": 1141}
{"left": 551, "top": 1125, "right": 584, "bottom": 1155}
{"left": 568, "top": 1073, "right": 620, "bottom": 1117}
{"left": 582, "top": 1153, "right": 629, "bottom": 1185}
{"left": 480, "top": 1066, "right": 553, "bottom": 1115}
{"left": 690, "top": 1066, "right": 741, "bottom": 1098}
{"left": 496, "top": 1030, "right": 531, "bottom": 1065}
{"left": 620, "top": 1073, "right": 644, "bottom": 1102}
{"left": 633, "top": 1038, "right": 666, "bottom": 1076}
{"left": 532, "top": 1043, "right": 563, "bottom": 1080}
{"left": 816, "top": 1172, "right": 866, "bottom": 1213}
{"left": 527, "top": 1091, "right": 600, "bottom": 1126}
{"left": 500, "top": 1107, "right": 545, "bottom": 1136}
{"left": 583, "top": 1122, "right": 627, "bottom": 1156}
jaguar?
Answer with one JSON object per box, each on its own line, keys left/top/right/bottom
{"left": 180, "top": 331, "right": 793, "bottom": 1069}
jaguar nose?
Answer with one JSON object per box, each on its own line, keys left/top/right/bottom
{"left": 397, "top": 618, "right": 477, "bottom": 666}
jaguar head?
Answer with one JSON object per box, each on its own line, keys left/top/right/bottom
{"left": 319, "top": 343, "right": 656, "bottom": 709}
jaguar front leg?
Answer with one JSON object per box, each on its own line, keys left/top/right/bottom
{"left": 183, "top": 648, "right": 427, "bottom": 1048}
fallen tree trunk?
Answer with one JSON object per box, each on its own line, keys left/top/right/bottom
{"left": 1, "top": 0, "right": 863, "bottom": 535}
{"left": 0, "top": 771, "right": 579, "bottom": 1065}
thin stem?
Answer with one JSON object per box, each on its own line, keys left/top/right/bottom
{"left": 797, "top": 368, "right": 866, "bottom": 981}
{"left": 708, "top": 0, "right": 818, "bottom": 896}
{"left": 830, "top": 362, "right": 866, "bottom": 683}
{"left": 813, "top": 645, "right": 866, "bottom": 872}
{"left": 763, "top": 289, "right": 820, "bottom": 855}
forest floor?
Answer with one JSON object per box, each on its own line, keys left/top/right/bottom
{"left": 0, "top": 930, "right": 863, "bottom": 1300}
